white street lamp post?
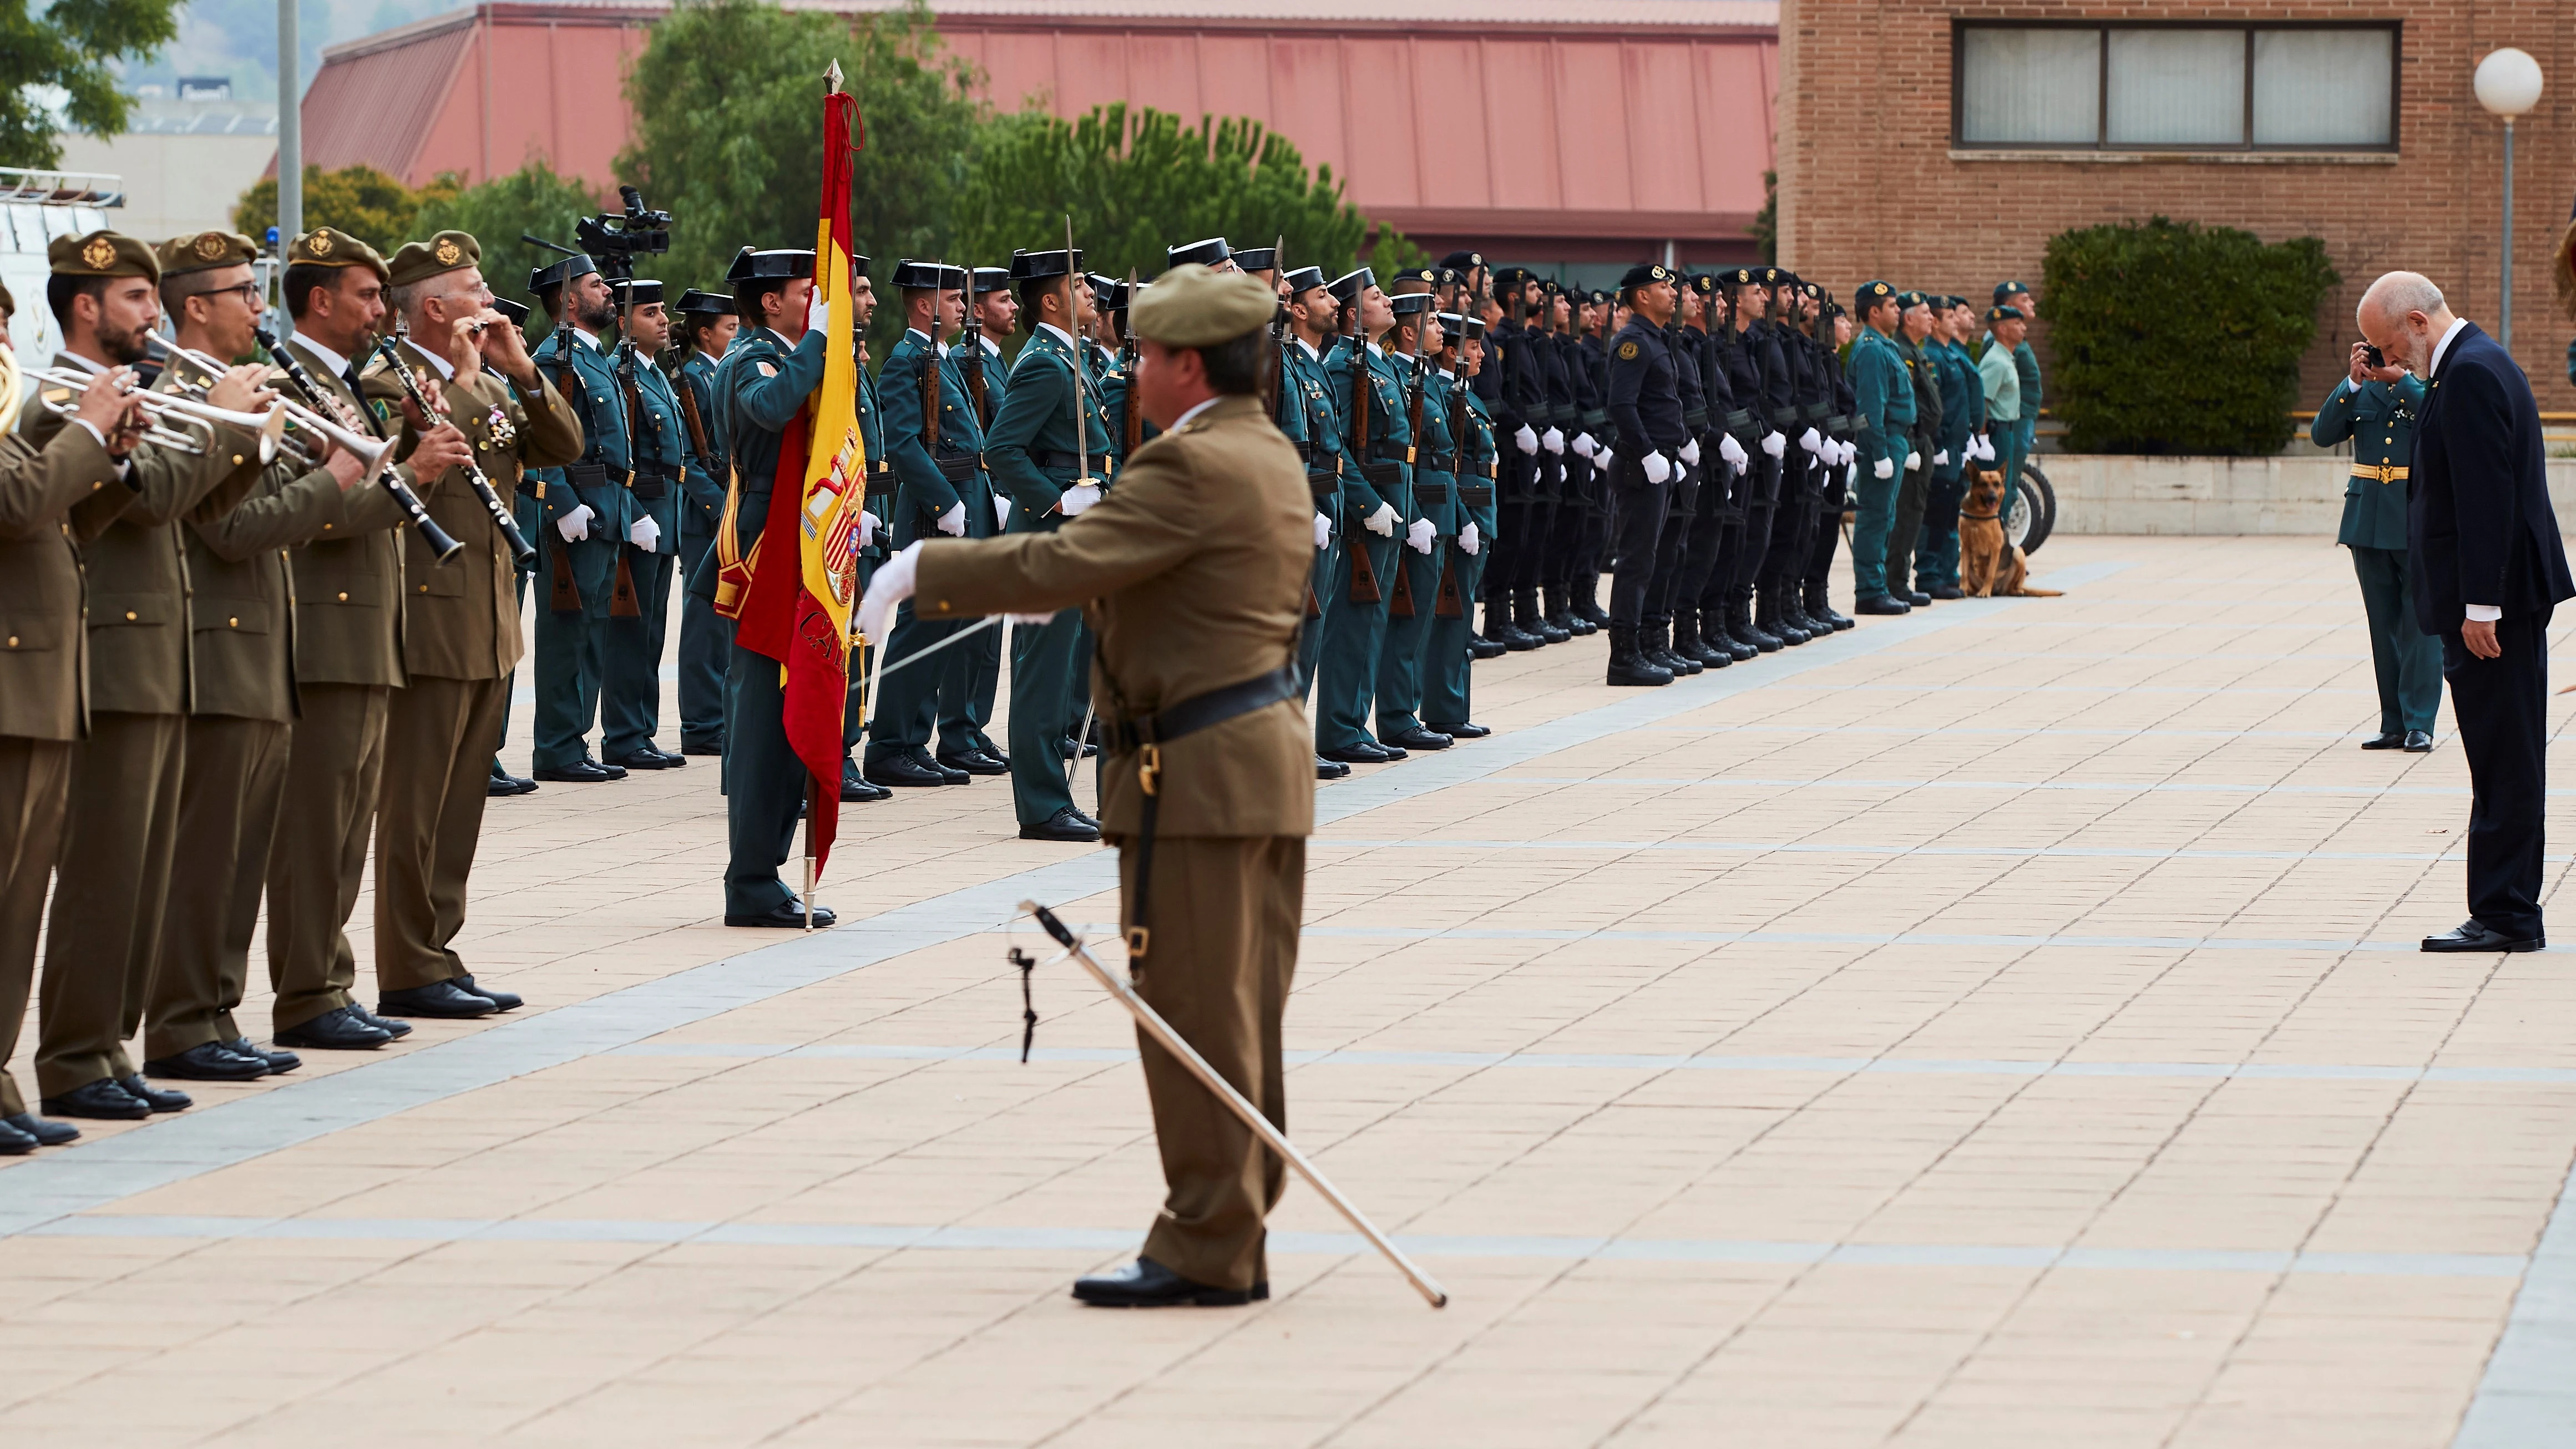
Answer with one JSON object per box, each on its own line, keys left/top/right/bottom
{"left": 2475, "top": 47, "right": 2544, "bottom": 352}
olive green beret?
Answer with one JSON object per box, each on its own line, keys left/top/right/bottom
{"left": 1128, "top": 264, "right": 1276, "bottom": 348}
{"left": 285, "top": 227, "right": 390, "bottom": 282}
{"left": 386, "top": 230, "right": 481, "bottom": 289}
{"left": 156, "top": 230, "right": 261, "bottom": 276}
{"left": 50, "top": 230, "right": 159, "bottom": 282}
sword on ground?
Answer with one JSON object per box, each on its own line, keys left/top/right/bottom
{"left": 1015, "top": 899, "right": 1451, "bottom": 1309}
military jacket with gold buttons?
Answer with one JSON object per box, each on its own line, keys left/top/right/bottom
{"left": 1324, "top": 337, "right": 1415, "bottom": 523}
{"left": 527, "top": 325, "right": 637, "bottom": 538}
{"left": 282, "top": 338, "right": 436, "bottom": 688}
{"left": 22, "top": 352, "right": 263, "bottom": 716}
{"left": 880, "top": 328, "right": 994, "bottom": 550}
{"left": 2314, "top": 373, "right": 2425, "bottom": 552}
{"left": 0, "top": 420, "right": 122, "bottom": 740}
{"left": 626, "top": 356, "right": 687, "bottom": 554}
{"left": 1283, "top": 340, "right": 1346, "bottom": 524}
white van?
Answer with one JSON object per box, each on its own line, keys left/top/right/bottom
{"left": 1, "top": 166, "right": 124, "bottom": 363}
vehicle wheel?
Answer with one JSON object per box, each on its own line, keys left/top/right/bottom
{"left": 2016, "top": 462, "right": 2057, "bottom": 553}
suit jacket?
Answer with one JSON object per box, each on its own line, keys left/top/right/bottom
{"left": 0, "top": 422, "right": 122, "bottom": 740}
{"left": 2407, "top": 321, "right": 2575, "bottom": 632}
{"left": 913, "top": 392, "right": 1312, "bottom": 838}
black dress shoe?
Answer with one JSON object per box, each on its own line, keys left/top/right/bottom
{"left": 227, "top": 1037, "right": 302, "bottom": 1073}
{"left": 348, "top": 1004, "right": 413, "bottom": 1038}
{"left": 32, "top": 1080, "right": 136, "bottom": 1125}
{"left": 377, "top": 981, "right": 499, "bottom": 1019}
{"left": 725, "top": 899, "right": 838, "bottom": 928}
{"left": 2403, "top": 730, "right": 2434, "bottom": 753}
{"left": 1927, "top": 584, "right": 1964, "bottom": 600}
{"left": 533, "top": 759, "right": 619, "bottom": 783}
{"left": 1019, "top": 806, "right": 1102, "bottom": 843}
{"left": 839, "top": 760, "right": 892, "bottom": 803}
{"left": 0, "top": 1117, "right": 35, "bottom": 1154}
{"left": 1385, "top": 727, "right": 1453, "bottom": 752}
{"left": 143, "top": 1041, "right": 268, "bottom": 1082}
{"left": 1906, "top": 590, "right": 1932, "bottom": 607}
{"left": 1469, "top": 635, "right": 1508, "bottom": 660}
{"left": 682, "top": 738, "right": 725, "bottom": 757}
{"left": 937, "top": 748, "right": 1010, "bottom": 777}
{"left": 4, "top": 1111, "right": 75, "bottom": 1146}
{"left": 606, "top": 748, "right": 677, "bottom": 771}
{"left": 1318, "top": 741, "right": 1393, "bottom": 765}
{"left": 864, "top": 753, "right": 953, "bottom": 788}
{"left": 275, "top": 1006, "right": 394, "bottom": 1050}
{"left": 2360, "top": 732, "right": 2405, "bottom": 750}
{"left": 1428, "top": 721, "right": 1492, "bottom": 739}
{"left": 1854, "top": 594, "right": 1912, "bottom": 616}
{"left": 1060, "top": 737, "right": 1100, "bottom": 761}
{"left": 118, "top": 1076, "right": 191, "bottom": 1112}
{"left": 456, "top": 975, "right": 523, "bottom": 1011}
{"left": 2422, "top": 920, "right": 2543, "bottom": 953}
{"left": 1072, "top": 1257, "right": 1255, "bottom": 1308}
{"left": 487, "top": 772, "right": 527, "bottom": 797}
{"left": 1315, "top": 756, "right": 1351, "bottom": 780}
{"left": 1377, "top": 742, "right": 1409, "bottom": 760}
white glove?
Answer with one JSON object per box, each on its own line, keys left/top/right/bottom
{"left": 1313, "top": 512, "right": 1333, "bottom": 550}
{"left": 856, "top": 510, "right": 880, "bottom": 550}
{"left": 1003, "top": 611, "right": 1056, "bottom": 626}
{"left": 627, "top": 515, "right": 659, "bottom": 551}
{"left": 858, "top": 540, "right": 921, "bottom": 643}
{"left": 1906, "top": 450, "right": 1922, "bottom": 472}
{"left": 555, "top": 503, "right": 593, "bottom": 543}
{"left": 1058, "top": 482, "right": 1102, "bottom": 516}
{"left": 1406, "top": 517, "right": 1435, "bottom": 554}
{"left": 1597, "top": 449, "right": 1615, "bottom": 471}
{"left": 1799, "top": 427, "right": 1823, "bottom": 456}
{"left": 936, "top": 501, "right": 966, "bottom": 537}
{"left": 804, "top": 286, "right": 830, "bottom": 337}
{"left": 1643, "top": 452, "right": 1673, "bottom": 485}
{"left": 1541, "top": 427, "right": 1565, "bottom": 454}
{"left": 1980, "top": 434, "right": 1998, "bottom": 461}
{"left": 1363, "top": 502, "right": 1398, "bottom": 537}
{"left": 1678, "top": 437, "right": 1701, "bottom": 467}
{"left": 1718, "top": 433, "right": 1748, "bottom": 470}
{"left": 994, "top": 495, "right": 1011, "bottom": 531}
{"left": 1934, "top": 449, "right": 1951, "bottom": 467}
{"left": 1572, "top": 433, "right": 1598, "bottom": 459}
{"left": 1514, "top": 424, "right": 1540, "bottom": 455}
{"left": 1841, "top": 441, "right": 1860, "bottom": 466}
{"left": 1761, "top": 431, "right": 1787, "bottom": 459}
{"left": 1872, "top": 457, "right": 1895, "bottom": 480}
{"left": 1459, "top": 521, "right": 1480, "bottom": 556}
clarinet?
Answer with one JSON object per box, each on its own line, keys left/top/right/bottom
{"left": 252, "top": 323, "right": 463, "bottom": 564}
{"left": 374, "top": 333, "right": 540, "bottom": 567}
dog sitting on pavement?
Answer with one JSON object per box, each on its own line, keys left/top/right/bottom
{"left": 1958, "top": 468, "right": 2062, "bottom": 599}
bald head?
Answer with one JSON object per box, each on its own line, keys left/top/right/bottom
{"left": 2357, "top": 271, "right": 2456, "bottom": 373}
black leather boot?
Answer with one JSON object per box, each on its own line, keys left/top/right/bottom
{"left": 1606, "top": 625, "right": 1674, "bottom": 686}
{"left": 1520, "top": 588, "right": 1568, "bottom": 644}
{"left": 1489, "top": 597, "right": 1540, "bottom": 652}
{"left": 1758, "top": 584, "right": 1811, "bottom": 645}
{"left": 1730, "top": 596, "right": 1783, "bottom": 653}
{"left": 1804, "top": 577, "right": 1854, "bottom": 631}
{"left": 1703, "top": 606, "right": 1757, "bottom": 662}
{"left": 1673, "top": 610, "right": 1729, "bottom": 668}
{"left": 1572, "top": 576, "right": 1611, "bottom": 627}
{"left": 1650, "top": 617, "right": 1701, "bottom": 674}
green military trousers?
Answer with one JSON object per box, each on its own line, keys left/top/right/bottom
{"left": 721, "top": 641, "right": 807, "bottom": 918}
{"left": 2350, "top": 545, "right": 2445, "bottom": 735}
{"left": 1372, "top": 539, "right": 1445, "bottom": 739}
{"left": 38, "top": 710, "right": 183, "bottom": 1096}
{"left": 531, "top": 533, "right": 618, "bottom": 771}
{"left": 1006, "top": 610, "right": 1084, "bottom": 825}
{"left": 601, "top": 546, "right": 677, "bottom": 760}
{"left": 1423, "top": 544, "right": 1487, "bottom": 728}
{"left": 0, "top": 736, "right": 72, "bottom": 1114}
{"left": 1315, "top": 530, "right": 1400, "bottom": 751}
{"left": 146, "top": 713, "right": 290, "bottom": 1060}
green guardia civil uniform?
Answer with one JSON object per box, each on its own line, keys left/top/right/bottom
{"left": 600, "top": 332, "right": 690, "bottom": 761}
{"left": 985, "top": 320, "right": 1111, "bottom": 827}
{"left": 839, "top": 328, "right": 895, "bottom": 766}
{"left": 1285, "top": 336, "right": 1348, "bottom": 696}
{"left": 1425, "top": 355, "right": 1498, "bottom": 729}
{"left": 948, "top": 329, "right": 1010, "bottom": 759}
{"left": 527, "top": 321, "right": 638, "bottom": 770}
{"left": 1845, "top": 293, "right": 1914, "bottom": 601}
{"left": 1314, "top": 335, "right": 1414, "bottom": 752}
{"left": 676, "top": 343, "right": 731, "bottom": 751}
{"left": 868, "top": 321, "right": 996, "bottom": 770}
{"left": 2315, "top": 371, "right": 2441, "bottom": 736}
{"left": 1373, "top": 345, "right": 1456, "bottom": 739}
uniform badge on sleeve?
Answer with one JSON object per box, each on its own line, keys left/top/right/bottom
{"left": 1617, "top": 341, "right": 1639, "bottom": 359}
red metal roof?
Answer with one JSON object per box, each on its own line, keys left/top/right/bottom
{"left": 296, "top": 1, "right": 1775, "bottom": 257}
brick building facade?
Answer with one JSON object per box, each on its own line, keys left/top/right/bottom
{"left": 1776, "top": 1, "right": 2576, "bottom": 415}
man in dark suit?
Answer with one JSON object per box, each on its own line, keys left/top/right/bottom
{"left": 2360, "top": 271, "right": 2575, "bottom": 951}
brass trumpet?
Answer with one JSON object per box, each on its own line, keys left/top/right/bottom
{"left": 30, "top": 365, "right": 286, "bottom": 461}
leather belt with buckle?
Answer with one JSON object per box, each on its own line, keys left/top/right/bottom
{"left": 2354, "top": 462, "right": 2408, "bottom": 483}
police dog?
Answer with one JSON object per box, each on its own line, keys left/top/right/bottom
{"left": 1958, "top": 469, "right": 2061, "bottom": 598}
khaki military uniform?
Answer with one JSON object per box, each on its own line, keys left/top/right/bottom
{"left": 365, "top": 337, "right": 578, "bottom": 991}
{"left": 265, "top": 339, "right": 432, "bottom": 1031}
{"left": 0, "top": 422, "right": 126, "bottom": 1114}
{"left": 918, "top": 392, "right": 1314, "bottom": 1292}
{"left": 18, "top": 363, "right": 262, "bottom": 1097}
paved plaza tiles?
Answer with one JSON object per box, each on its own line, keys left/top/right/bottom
{"left": 2, "top": 534, "right": 2572, "bottom": 1447}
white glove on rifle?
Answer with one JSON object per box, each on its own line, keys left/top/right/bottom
{"left": 1761, "top": 430, "right": 1787, "bottom": 459}
{"left": 857, "top": 510, "right": 880, "bottom": 550}
{"left": 1406, "top": 517, "right": 1435, "bottom": 554}
{"left": 1459, "top": 521, "right": 1481, "bottom": 556}
{"left": 935, "top": 501, "right": 966, "bottom": 537}
{"left": 1799, "top": 427, "right": 1823, "bottom": 456}
{"left": 1597, "top": 449, "right": 1616, "bottom": 472}
{"left": 1572, "top": 433, "right": 1598, "bottom": 459}
{"left": 627, "top": 515, "right": 659, "bottom": 551}
{"left": 1364, "top": 501, "right": 1398, "bottom": 537}
{"left": 1872, "top": 457, "right": 1895, "bottom": 480}
{"left": 1058, "top": 482, "right": 1102, "bottom": 516}
{"left": 1313, "top": 512, "right": 1333, "bottom": 550}
{"left": 1541, "top": 427, "right": 1565, "bottom": 455}
{"left": 556, "top": 503, "right": 593, "bottom": 543}
{"left": 858, "top": 540, "right": 921, "bottom": 644}
{"left": 1643, "top": 452, "right": 1673, "bottom": 485}
{"left": 1718, "top": 433, "right": 1749, "bottom": 470}
{"left": 993, "top": 495, "right": 1011, "bottom": 530}
{"left": 1906, "top": 450, "right": 1922, "bottom": 471}
{"left": 1514, "top": 424, "right": 1540, "bottom": 455}
{"left": 1980, "top": 434, "right": 1999, "bottom": 461}
{"left": 1678, "top": 437, "right": 1701, "bottom": 467}
{"left": 1003, "top": 611, "right": 1056, "bottom": 626}
{"left": 1933, "top": 449, "right": 1951, "bottom": 467}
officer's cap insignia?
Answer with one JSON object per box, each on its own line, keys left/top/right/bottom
{"left": 436, "top": 238, "right": 463, "bottom": 266}
{"left": 1617, "top": 340, "right": 1640, "bottom": 359}
{"left": 193, "top": 233, "right": 225, "bottom": 260}
{"left": 309, "top": 231, "right": 335, "bottom": 257}
{"left": 82, "top": 236, "right": 115, "bottom": 270}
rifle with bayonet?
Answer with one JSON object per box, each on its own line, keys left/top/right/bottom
{"left": 1343, "top": 268, "right": 1380, "bottom": 605}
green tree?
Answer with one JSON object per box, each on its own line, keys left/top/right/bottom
{"left": 2044, "top": 216, "right": 2339, "bottom": 456}
{"left": 412, "top": 162, "right": 603, "bottom": 340}
{"left": 233, "top": 164, "right": 429, "bottom": 255}
{"left": 0, "top": 0, "right": 183, "bottom": 167}
{"left": 621, "top": 0, "right": 985, "bottom": 313}
{"left": 1749, "top": 169, "right": 1777, "bottom": 265}
{"left": 957, "top": 102, "right": 1392, "bottom": 284}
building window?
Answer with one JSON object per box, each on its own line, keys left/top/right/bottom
{"left": 1955, "top": 23, "right": 2398, "bottom": 151}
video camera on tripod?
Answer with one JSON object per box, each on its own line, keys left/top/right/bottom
{"left": 574, "top": 186, "right": 670, "bottom": 282}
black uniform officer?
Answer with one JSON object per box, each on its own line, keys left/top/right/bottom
{"left": 1602, "top": 263, "right": 1688, "bottom": 687}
